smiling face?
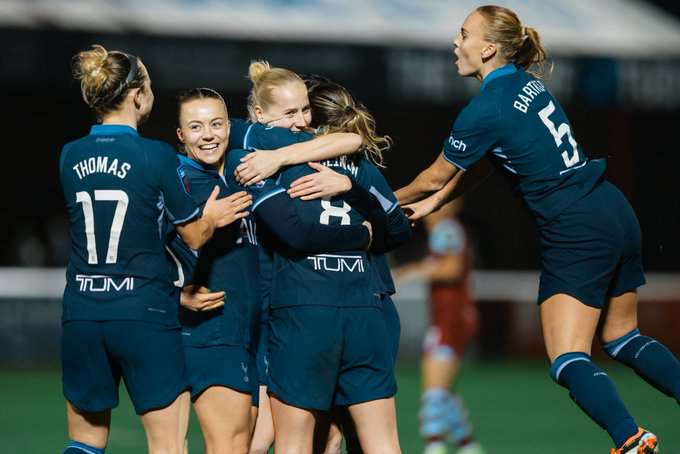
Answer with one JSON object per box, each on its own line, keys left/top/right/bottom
{"left": 452, "top": 11, "right": 496, "bottom": 80}
{"left": 255, "top": 80, "right": 312, "bottom": 131}
{"left": 176, "top": 98, "right": 230, "bottom": 172}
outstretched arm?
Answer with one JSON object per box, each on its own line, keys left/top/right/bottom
{"left": 402, "top": 157, "right": 493, "bottom": 223}
{"left": 235, "top": 133, "right": 363, "bottom": 185}
{"left": 394, "top": 152, "right": 461, "bottom": 206}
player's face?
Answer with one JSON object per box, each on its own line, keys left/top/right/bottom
{"left": 452, "top": 11, "right": 491, "bottom": 78}
{"left": 256, "top": 81, "right": 312, "bottom": 132}
{"left": 177, "top": 98, "right": 230, "bottom": 172}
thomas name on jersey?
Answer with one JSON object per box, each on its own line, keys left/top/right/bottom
{"left": 512, "top": 80, "right": 547, "bottom": 113}
{"left": 72, "top": 155, "right": 132, "bottom": 180}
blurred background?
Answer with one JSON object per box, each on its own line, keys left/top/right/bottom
{"left": 1, "top": 0, "right": 679, "bottom": 452}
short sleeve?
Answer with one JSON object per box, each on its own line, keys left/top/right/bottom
{"left": 225, "top": 148, "right": 285, "bottom": 210}
{"left": 442, "top": 98, "right": 499, "bottom": 171}
{"left": 245, "top": 123, "right": 314, "bottom": 150}
{"left": 428, "top": 219, "right": 465, "bottom": 255}
{"left": 356, "top": 162, "right": 399, "bottom": 214}
{"left": 228, "top": 118, "right": 252, "bottom": 151}
{"left": 154, "top": 142, "right": 199, "bottom": 224}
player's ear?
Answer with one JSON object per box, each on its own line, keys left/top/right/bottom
{"left": 481, "top": 42, "right": 497, "bottom": 59}
{"left": 254, "top": 105, "right": 265, "bottom": 123}
{"left": 176, "top": 127, "right": 184, "bottom": 142}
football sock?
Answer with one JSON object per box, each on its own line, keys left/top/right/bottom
{"left": 420, "top": 388, "right": 452, "bottom": 439}
{"left": 63, "top": 440, "right": 105, "bottom": 454}
{"left": 550, "top": 352, "right": 638, "bottom": 448}
{"left": 604, "top": 328, "right": 680, "bottom": 404}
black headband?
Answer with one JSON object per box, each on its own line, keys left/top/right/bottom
{"left": 123, "top": 53, "right": 138, "bottom": 86}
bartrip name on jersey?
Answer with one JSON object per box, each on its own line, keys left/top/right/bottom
{"left": 73, "top": 156, "right": 132, "bottom": 180}
{"left": 513, "top": 80, "right": 547, "bottom": 113}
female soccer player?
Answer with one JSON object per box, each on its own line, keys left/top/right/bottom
{"left": 60, "top": 45, "right": 248, "bottom": 454}
{"left": 394, "top": 200, "right": 483, "bottom": 454}
{"left": 168, "top": 87, "right": 378, "bottom": 454}
{"left": 225, "top": 61, "right": 406, "bottom": 454}
{"left": 395, "top": 6, "right": 680, "bottom": 454}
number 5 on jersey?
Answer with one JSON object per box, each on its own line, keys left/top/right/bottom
{"left": 75, "top": 190, "right": 129, "bottom": 264}
{"left": 538, "top": 100, "right": 580, "bottom": 170}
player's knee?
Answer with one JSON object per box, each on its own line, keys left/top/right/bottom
{"left": 601, "top": 328, "right": 640, "bottom": 359}
{"left": 549, "top": 352, "right": 591, "bottom": 385}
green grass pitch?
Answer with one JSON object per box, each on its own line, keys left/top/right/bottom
{"left": 0, "top": 360, "right": 677, "bottom": 453}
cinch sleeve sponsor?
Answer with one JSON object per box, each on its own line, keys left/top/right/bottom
{"left": 442, "top": 99, "right": 499, "bottom": 171}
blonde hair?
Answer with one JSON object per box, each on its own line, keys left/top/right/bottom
{"left": 72, "top": 44, "right": 145, "bottom": 120}
{"left": 303, "top": 75, "right": 391, "bottom": 168}
{"left": 476, "top": 5, "right": 552, "bottom": 78}
{"left": 246, "top": 60, "right": 306, "bottom": 122}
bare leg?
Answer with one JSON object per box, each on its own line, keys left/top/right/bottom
{"left": 66, "top": 401, "right": 111, "bottom": 449}
{"left": 314, "top": 411, "right": 342, "bottom": 454}
{"left": 422, "top": 354, "right": 461, "bottom": 390}
{"left": 177, "top": 391, "right": 191, "bottom": 454}
{"left": 270, "top": 394, "right": 316, "bottom": 454}
{"left": 598, "top": 291, "right": 638, "bottom": 344}
{"left": 249, "top": 386, "right": 275, "bottom": 454}
{"left": 193, "top": 386, "right": 252, "bottom": 454}
{"left": 540, "top": 293, "right": 600, "bottom": 362}
{"left": 141, "top": 390, "right": 190, "bottom": 454}
{"left": 348, "top": 398, "right": 401, "bottom": 454}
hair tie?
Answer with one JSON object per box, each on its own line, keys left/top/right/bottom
{"left": 89, "top": 68, "right": 101, "bottom": 77}
{"left": 521, "top": 27, "right": 529, "bottom": 42}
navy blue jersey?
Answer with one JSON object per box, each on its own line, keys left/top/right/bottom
{"left": 166, "top": 155, "right": 260, "bottom": 350}
{"left": 442, "top": 64, "right": 605, "bottom": 225}
{"left": 59, "top": 124, "right": 199, "bottom": 324}
{"left": 323, "top": 156, "right": 411, "bottom": 295}
{"left": 225, "top": 124, "right": 382, "bottom": 309}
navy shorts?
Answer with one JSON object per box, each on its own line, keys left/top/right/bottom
{"left": 382, "top": 294, "right": 401, "bottom": 362}
{"left": 184, "top": 344, "right": 254, "bottom": 399}
{"left": 267, "top": 305, "right": 396, "bottom": 411}
{"left": 62, "top": 320, "right": 189, "bottom": 415}
{"left": 537, "top": 181, "right": 646, "bottom": 308}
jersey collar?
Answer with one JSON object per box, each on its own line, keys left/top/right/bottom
{"left": 481, "top": 63, "right": 518, "bottom": 91}
{"left": 178, "top": 154, "right": 220, "bottom": 176}
{"left": 89, "top": 124, "right": 139, "bottom": 136}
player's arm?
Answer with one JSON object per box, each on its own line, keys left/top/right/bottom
{"left": 402, "top": 158, "right": 493, "bottom": 223}
{"left": 394, "top": 153, "right": 461, "bottom": 207}
{"left": 255, "top": 191, "right": 372, "bottom": 252}
{"left": 287, "top": 162, "right": 412, "bottom": 253}
{"left": 175, "top": 186, "right": 252, "bottom": 250}
{"left": 235, "top": 132, "right": 363, "bottom": 186}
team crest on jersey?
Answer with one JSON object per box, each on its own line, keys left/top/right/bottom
{"left": 252, "top": 180, "right": 266, "bottom": 188}
{"left": 177, "top": 166, "right": 191, "bottom": 194}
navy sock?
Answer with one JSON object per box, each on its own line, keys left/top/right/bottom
{"left": 604, "top": 328, "right": 680, "bottom": 404}
{"left": 550, "top": 352, "right": 638, "bottom": 448}
{"left": 63, "top": 440, "right": 105, "bottom": 454}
